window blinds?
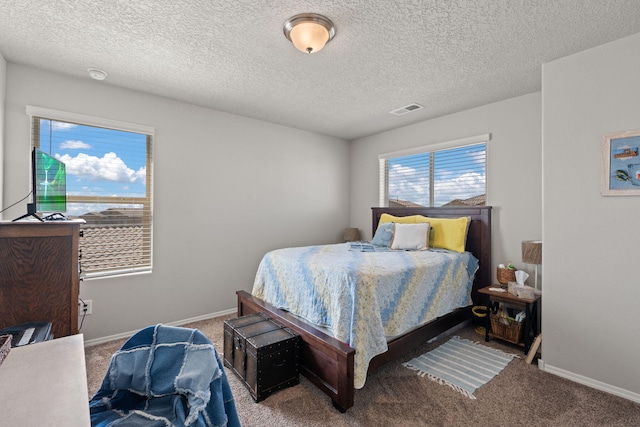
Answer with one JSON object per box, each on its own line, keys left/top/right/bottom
{"left": 379, "top": 134, "right": 489, "bottom": 207}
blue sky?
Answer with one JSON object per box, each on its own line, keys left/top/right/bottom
{"left": 38, "top": 119, "right": 147, "bottom": 215}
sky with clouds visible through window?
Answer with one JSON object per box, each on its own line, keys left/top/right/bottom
{"left": 388, "top": 144, "right": 485, "bottom": 207}
{"left": 38, "top": 120, "right": 147, "bottom": 216}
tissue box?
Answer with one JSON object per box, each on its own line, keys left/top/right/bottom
{"left": 508, "top": 282, "right": 535, "bottom": 299}
{"left": 518, "top": 286, "right": 536, "bottom": 299}
{"left": 507, "top": 281, "right": 521, "bottom": 296}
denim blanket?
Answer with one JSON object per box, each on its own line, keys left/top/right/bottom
{"left": 252, "top": 243, "right": 478, "bottom": 389}
{"left": 90, "top": 324, "right": 241, "bottom": 427}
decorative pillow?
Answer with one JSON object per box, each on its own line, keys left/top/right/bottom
{"left": 371, "top": 222, "right": 395, "bottom": 247}
{"left": 390, "top": 223, "right": 430, "bottom": 251}
{"left": 378, "top": 213, "right": 417, "bottom": 226}
{"left": 421, "top": 216, "right": 469, "bottom": 253}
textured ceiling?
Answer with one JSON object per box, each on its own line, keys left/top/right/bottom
{"left": 1, "top": 1, "right": 640, "bottom": 140}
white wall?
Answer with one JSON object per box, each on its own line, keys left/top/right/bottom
{"left": 2, "top": 64, "right": 350, "bottom": 341}
{"left": 349, "top": 93, "right": 543, "bottom": 281}
{"left": 542, "top": 33, "right": 640, "bottom": 400}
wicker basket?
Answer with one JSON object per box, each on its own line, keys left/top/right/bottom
{"left": 496, "top": 267, "right": 517, "bottom": 285}
{"left": 489, "top": 314, "right": 523, "bottom": 344}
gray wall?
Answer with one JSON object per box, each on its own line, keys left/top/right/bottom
{"left": 2, "top": 64, "right": 350, "bottom": 342}
{"left": 542, "top": 32, "right": 640, "bottom": 399}
{"left": 349, "top": 92, "right": 543, "bottom": 281}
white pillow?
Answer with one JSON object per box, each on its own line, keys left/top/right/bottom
{"left": 390, "top": 223, "right": 430, "bottom": 250}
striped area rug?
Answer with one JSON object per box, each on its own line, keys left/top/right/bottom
{"left": 403, "top": 336, "right": 516, "bottom": 399}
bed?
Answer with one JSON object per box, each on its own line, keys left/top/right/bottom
{"left": 236, "top": 206, "right": 492, "bottom": 411}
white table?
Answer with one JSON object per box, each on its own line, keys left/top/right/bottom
{"left": 0, "top": 334, "right": 90, "bottom": 426}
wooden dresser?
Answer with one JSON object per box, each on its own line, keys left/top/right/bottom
{"left": 0, "top": 221, "right": 81, "bottom": 338}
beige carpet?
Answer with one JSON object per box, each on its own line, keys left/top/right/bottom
{"left": 85, "top": 315, "right": 640, "bottom": 427}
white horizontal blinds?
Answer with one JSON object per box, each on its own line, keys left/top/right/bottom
{"left": 379, "top": 134, "right": 488, "bottom": 208}
{"left": 378, "top": 158, "right": 389, "bottom": 206}
{"left": 29, "top": 109, "right": 153, "bottom": 278}
{"left": 387, "top": 151, "right": 431, "bottom": 206}
{"left": 433, "top": 143, "right": 486, "bottom": 206}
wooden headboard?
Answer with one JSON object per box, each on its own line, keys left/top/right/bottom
{"left": 371, "top": 206, "right": 492, "bottom": 304}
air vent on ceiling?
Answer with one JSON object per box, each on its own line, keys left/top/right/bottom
{"left": 389, "top": 103, "right": 424, "bottom": 116}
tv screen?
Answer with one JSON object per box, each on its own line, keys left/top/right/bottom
{"left": 33, "top": 148, "right": 67, "bottom": 213}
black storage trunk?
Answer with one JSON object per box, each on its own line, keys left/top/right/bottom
{"left": 223, "top": 313, "right": 300, "bottom": 402}
{"left": 223, "top": 312, "right": 271, "bottom": 376}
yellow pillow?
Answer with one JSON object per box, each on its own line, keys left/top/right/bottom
{"left": 378, "top": 213, "right": 417, "bottom": 226}
{"left": 421, "top": 216, "right": 469, "bottom": 253}
{"left": 413, "top": 215, "right": 431, "bottom": 224}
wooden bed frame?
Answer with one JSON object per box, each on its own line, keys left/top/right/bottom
{"left": 237, "top": 206, "right": 492, "bottom": 412}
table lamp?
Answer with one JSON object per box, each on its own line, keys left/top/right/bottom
{"left": 521, "top": 240, "right": 542, "bottom": 294}
{"left": 343, "top": 227, "right": 361, "bottom": 242}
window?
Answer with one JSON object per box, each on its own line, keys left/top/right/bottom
{"left": 28, "top": 106, "right": 154, "bottom": 278}
{"left": 379, "top": 134, "right": 489, "bottom": 207}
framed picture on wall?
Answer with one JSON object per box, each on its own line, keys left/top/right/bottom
{"left": 602, "top": 129, "right": 640, "bottom": 196}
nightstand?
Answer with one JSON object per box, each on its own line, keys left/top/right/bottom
{"left": 478, "top": 286, "right": 541, "bottom": 353}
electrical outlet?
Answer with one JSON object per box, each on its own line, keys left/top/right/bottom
{"left": 79, "top": 299, "right": 92, "bottom": 315}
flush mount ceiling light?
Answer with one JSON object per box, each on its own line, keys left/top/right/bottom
{"left": 87, "top": 68, "right": 108, "bottom": 81}
{"left": 283, "top": 13, "right": 335, "bottom": 54}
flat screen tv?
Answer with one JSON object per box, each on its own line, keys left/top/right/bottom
{"left": 13, "top": 148, "right": 67, "bottom": 221}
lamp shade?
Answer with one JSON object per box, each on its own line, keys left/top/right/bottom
{"left": 284, "top": 13, "right": 335, "bottom": 54}
{"left": 343, "top": 227, "right": 361, "bottom": 242}
{"left": 521, "top": 240, "right": 542, "bottom": 265}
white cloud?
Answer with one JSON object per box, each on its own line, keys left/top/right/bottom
{"left": 60, "top": 140, "right": 91, "bottom": 150}
{"left": 56, "top": 152, "right": 146, "bottom": 184}
{"left": 51, "top": 121, "right": 77, "bottom": 131}
{"left": 434, "top": 172, "right": 485, "bottom": 203}
{"left": 134, "top": 166, "right": 146, "bottom": 183}
{"left": 388, "top": 164, "right": 429, "bottom": 203}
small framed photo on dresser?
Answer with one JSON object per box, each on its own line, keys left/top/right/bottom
{"left": 602, "top": 129, "right": 640, "bottom": 196}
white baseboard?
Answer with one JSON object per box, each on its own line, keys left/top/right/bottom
{"left": 83, "top": 307, "right": 237, "bottom": 347}
{"left": 542, "top": 362, "right": 640, "bottom": 404}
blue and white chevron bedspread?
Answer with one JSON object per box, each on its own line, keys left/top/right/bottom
{"left": 252, "top": 243, "right": 478, "bottom": 389}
